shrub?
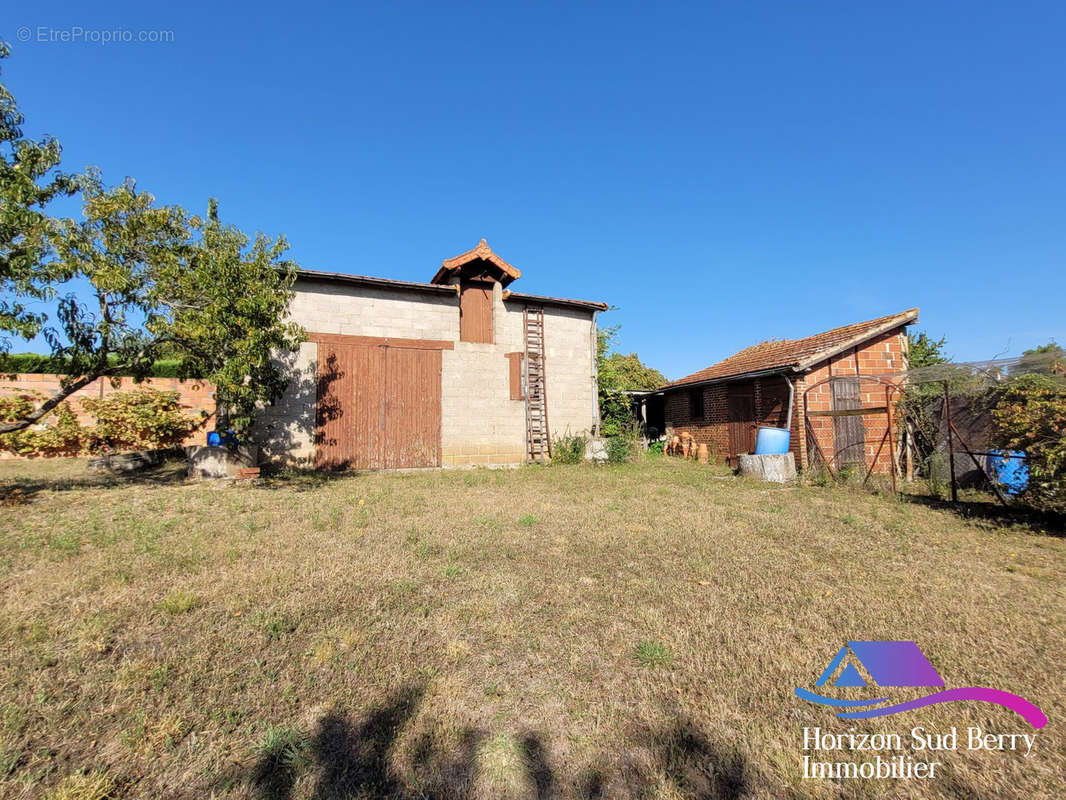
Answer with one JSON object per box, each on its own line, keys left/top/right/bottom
{"left": 0, "top": 353, "right": 65, "bottom": 374}
{"left": 805, "top": 464, "right": 832, "bottom": 488}
{"left": 0, "top": 388, "right": 202, "bottom": 456}
{"left": 990, "top": 372, "right": 1066, "bottom": 511}
{"left": 0, "top": 392, "right": 85, "bottom": 455}
{"left": 551, "top": 432, "right": 586, "bottom": 464}
{"left": 926, "top": 451, "right": 950, "bottom": 500}
{"left": 0, "top": 352, "right": 185, "bottom": 378}
{"left": 81, "top": 389, "right": 199, "bottom": 452}
{"left": 606, "top": 435, "right": 635, "bottom": 464}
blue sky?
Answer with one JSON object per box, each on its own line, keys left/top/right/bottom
{"left": 5, "top": 1, "right": 1064, "bottom": 379}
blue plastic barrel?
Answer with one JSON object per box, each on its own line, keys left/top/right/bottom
{"left": 755, "top": 426, "right": 791, "bottom": 455}
{"left": 207, "top": 430, "right": 238, "bottom": 448}
{"left": 986, "top": 450, "right": 1029, "bottom": 495}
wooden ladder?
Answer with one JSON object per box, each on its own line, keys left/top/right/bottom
{"left": 524, "top": 307, "right": 552, "bottom": 462}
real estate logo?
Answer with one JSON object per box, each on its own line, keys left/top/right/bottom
{"left": 794, "top": 641, "right": 1047, "bottom": 729}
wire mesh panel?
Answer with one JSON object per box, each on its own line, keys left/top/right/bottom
{"left": 804, "top": 352, "right": 1063, "bottom": 503}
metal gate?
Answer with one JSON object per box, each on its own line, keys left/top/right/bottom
{"left": 803, "top": 375, "right": 900, "bottom": 490}
{"left": 314, "top": 338, "right": 442, "bottom": 469}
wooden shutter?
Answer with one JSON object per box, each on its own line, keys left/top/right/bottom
{"left": 459, "top": 282, "right": 493, "bottom": 343}
{"left": 505, "top": 352, "right": 524, "bottom": 400}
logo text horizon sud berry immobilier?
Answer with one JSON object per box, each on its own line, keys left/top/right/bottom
{"left": 794, "top": 641, "right": 1047, "bottom": 729}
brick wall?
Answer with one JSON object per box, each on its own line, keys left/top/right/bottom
{"left": 802, "top": 329, "right": 907, "bottom": 474}
{"left": 0, "top": 374, "right": 215, "bottom": 458}
{"left": 663, "top": 383, "right": 731, "bottom": 462}
{"left": 663, "top": 375, "right": 802, "bottom": 465}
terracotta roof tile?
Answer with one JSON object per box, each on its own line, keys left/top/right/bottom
{"left": 431, "top": 238, "right": 521, "bottom": 286}
{"left": 664, "top": 308, "right": 919, "bottom": 388}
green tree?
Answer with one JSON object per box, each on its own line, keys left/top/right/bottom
{"left": 596, "top": 325, "right": 666, "bottom": 392}
{"left": 165, "top": 198, "right": 303, "bottom": 433}
{"left": 600, "top": 352, "right": 667, "bottom": 392}
{"left": 596, "top": 324, "right": 665, "bottom": 437}
{"left": 0, "top": 174, "right": 303, "bottom": 437}
{"left": 907, "top": 331, "right": 949, "bottom": 369}
{"left": 1014, "top": 340, "right": 1065, "bottom": 376}
{"left": 0, "top": 42, "right": 81, "bottom": 345}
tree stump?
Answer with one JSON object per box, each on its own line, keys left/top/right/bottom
{"left": 737, "top": 453, "right": 796, "bottom": 483}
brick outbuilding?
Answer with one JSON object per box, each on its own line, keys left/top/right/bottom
{"left": 658, "top": 309, "right": 919, "bottom": 472}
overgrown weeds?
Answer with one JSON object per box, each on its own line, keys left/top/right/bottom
{"left": 550, "top": 432, "right": 586, "bottom": 464}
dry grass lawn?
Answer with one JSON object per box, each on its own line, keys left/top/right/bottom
{"left": 0, "top": 457, "right": 1063, "bottom": 799}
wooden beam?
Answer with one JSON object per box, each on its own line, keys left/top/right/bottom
{"left": 806, "top": 406, "right": 888, "bottom": 418}
{"left": 307, "top": 333, "right": 455, "bottom": 350}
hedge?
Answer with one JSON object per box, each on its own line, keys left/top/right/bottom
{"left": 0, "top": 353, "right": 184, "bottom": 379}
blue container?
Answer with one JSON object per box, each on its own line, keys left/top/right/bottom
{"left": 986, "top": 450, "right": 1029, "bottom": 495}
{"left": 755, "top": 426, "right": 791, "bottom": 455}
{"left": 207, "top": 430, "right": 238, "bottom": 448}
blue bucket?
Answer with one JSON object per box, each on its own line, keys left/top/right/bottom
{"left": 755, "top": 426, "right": 791, "bottom": 455}
{"left": 986, "top": 450, "right": 1028, "bottom": 495}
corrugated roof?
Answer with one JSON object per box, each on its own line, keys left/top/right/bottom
{"left": 295, "top": 269, "right": 457, "bottom": 297}
{"left": 502, "top": 290, "right": 608, "bottom": 312}
{"left": 663, "top": 308, "right": 919, "bottom": 389}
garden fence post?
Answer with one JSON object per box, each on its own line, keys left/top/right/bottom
{"left": 942, "top": 381, "right": 958, "bottom": 503}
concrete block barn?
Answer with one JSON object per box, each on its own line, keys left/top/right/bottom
{"left": 254, "top": 240, "right": 607, "bottom": 468}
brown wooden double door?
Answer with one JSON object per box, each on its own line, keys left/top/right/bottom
{"left": 315, "top": 341, "right": 442, "bottom": 469}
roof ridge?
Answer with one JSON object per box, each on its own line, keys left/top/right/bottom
{"left": 664, "top": 308, "right": 919, "bottom": 388}
{"left": 432, "top": 238, "right": 521, "bottom": 286}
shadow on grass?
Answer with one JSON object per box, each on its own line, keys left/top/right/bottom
{"left": 242, "top": 686, "right": 776, "bottom": 800}
{"left": 257, "top": 466, "right": 367, "bottom": 492}
{"left": 0, "top": 455, "right": 368, "bottom": 505}
{"left": 901, "top": 493, "right": 1065, "bottom": 536}
{"left": 0, "top": 456, "right": 189, "bottom": 505}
